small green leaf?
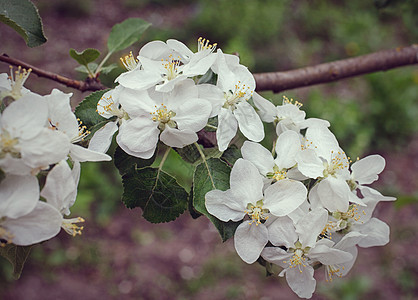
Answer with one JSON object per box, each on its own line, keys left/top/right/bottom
{"left": 0, "top": 244, "right": 33, "bottom": 279}
{"left": 122, "top": 166, "right": 188, "bottom": 223}
{"left": 98, "top": 63, "right": 119, "bottom": 75}
{"left": 193, "top": 158, "right": 240, "bottom": 241}
{"left": 75, "top": 63, "right": 99, "bottom": 75}
{"left": 74, "top": 89, "right": 109, "bottom": 129}
{"left": 107, "top": 18, "right": 151, "bottom": 54}
{"left": 174, "top": 144, "right": 222, "bottom": 165}
{"left": 0, "top": 0, "right": 47, "bottom": 47}
{"left": 69, "top": 48, "right": 100, "bottom": 66}
{"left": 114, "top": 145, "right": 157, "bottom": 175}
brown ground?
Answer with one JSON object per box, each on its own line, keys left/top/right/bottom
{"left": 1, "top": 1, "right": 417, "bottom": 299}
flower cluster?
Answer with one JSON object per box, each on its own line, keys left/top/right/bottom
{"left": 88, "top": 38, "right": 395, "bottom": 299}
{"left": 206, "top": 96, "right": 395, "bottom": 298}
{"left": 0, "top": 67, "right": 111, "bottom": 246}
{"left": 89, "top": 38, "right": 264, "bottom": 157}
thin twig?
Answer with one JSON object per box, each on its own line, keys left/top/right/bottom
{"left": 0, "top": 53, "right": 107, "bottom": 92}
{"left": 254, "top": 44, "right": 418, "bottom": 92}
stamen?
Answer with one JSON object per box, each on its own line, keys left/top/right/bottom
{"left": 2, "top": 66, "right": 32, "bottom": 100}
{"left": 120, "top": 51, "right": 138, "bottom": 71}
{"left": 283, "top": 95, "right": 303, "bottom": 108}
{"left": 197, "top": 37, "right": 217, "bottom": 53}
{"left": 245, "top": 200, "right": 269, "bottom": 226}
{"left": 62, "top": 217, "right": 85, "bottom": 237}
{"left": 71, "top": 118, "right": 91, "bottom": 143}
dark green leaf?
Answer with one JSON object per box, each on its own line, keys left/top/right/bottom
{"left": 220, "top": 145, "right": 242, "bottom": 166}
{"left": 0, "top": 244, "right": 33, "bottom": 279}
{"left": 193, "top": 158, "right": 240, "bottom": 241}
{"left": 107, "top": 18, "right": 151, "bottom": 54}
{"left": 204, "top": 117, "right": 218, "bottom": 132}
{"left": 174, "top": 143, "right": 222, "bottom": 165}
{"left": 0, "top": 0, "right": 47, "bottom": 47}
{"left": 74, "top": 89, "right": 109, "bottom": 129}
{"left": 114, "top": 145, "right": 157, "bottom": 175}
{"left": 122, "top": 166, "right": 188, "bottom": 223}
{"left": 69, "top": 48, "right": 100, "bottom": 66}
{"left": 197, "top": 69, "right": 216, "bottom": 85}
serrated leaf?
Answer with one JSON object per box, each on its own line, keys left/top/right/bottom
{"left": 107, "top": 18, "right": 151, "bottom": 54}
{"left": 114, "top": 145, "right": 157, "bottom": 175}
{"left": 74, "top": 89, "right": 109, "bottom": 129}
{"left": 221, "top": 145, "right": 242, "bottom": 166}
{"left": 193, "top": 158, "right": 240, "bottom": 241}
{"left": 69, "top": 48, "right": 100, "bottom": 66}
{"left": 174, "top": 144, "right": 222, "bottom": 165}
{"left": 122, "top": 166, "right": 188, "bottom": 223}
{"left": 0, "top": 244, "right": 33, "bottom": 279}
{"left": 0, "top": 0, "right": 46, "bottom": 47}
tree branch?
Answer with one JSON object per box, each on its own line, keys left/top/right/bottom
{"left": 254, "top": 44, "right": 418, "bottom": 93}
{"left": 2, "top": 45, "right": 417, "bottom": 94}
{"left": 0, "top": 53, "right": 107, "bottom": 92}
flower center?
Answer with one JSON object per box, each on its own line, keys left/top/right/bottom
{"left": 0, "top": 130, "right": 20, "bottom": 158}
{"left": 323, "top": 150, "right": 349, "bottom": 177}
{"left": 150, "top": 104, "right": 177, "bottom": 130}
{"left": 120, "top": 51, "right": 139, "bottom": 71}
{"left": 197, "top": 37, "right": 217, "bottom": 53}
{"left": 223, "top": 81, "right": 253, "bottom": 110}
{"left": 1, "top": 66, "right": 31, "bottom": 101}
{"left": 246, "top": 200, "right": 269, "bottom": 226}
{"left": 326, "top": 264, "right": 344, "bottom": 282}
{"left": 162, "top": 55, "right": 181, "bottom": 81}
{"left": 97, "top": 95, "right": 126, "bottom": 119}
{"left": 284, "top": 248, "right": 308, "bottom": 273}
{"left": 71, "top": 119, "right": 91, "bottom": 143}
{"left": 62, "top": 217, "right": 85, "bottom": 237}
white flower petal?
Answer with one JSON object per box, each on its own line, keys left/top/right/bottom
{"left": 117, "top": 117, "right": 159, "bottom": 153}
{"left": 174, "top": 99, "right": 211, "bottom": 132}
{"left": 241, "top": 141, "right": 275, "bottom": 176}
{"left": 88, "top": 121, "right": 119, "bottom": 153}
{"left": 285, "top": 265, "right": 316, "bottom": 299}
{"left": 234, "top": 221, "right": 269, "bottom": 264}
{"left": 216, "top": 108, "right": 238, "bottom": 151}
{"left": 264, "top": 179, "right": 307, "bottom": 217}
{"left": 295, "top": 149, "right": 324, "bottom": 179}
{"left": 0, "top": 174, "right": 39, "bottom": 218}
{"left": 274, "top": 130, "right": 301, "bottom": 169}
{"left": 69, "top": 144, "right": 111, "bottom": 162}
{"left": 296, "top": 208, "right": 328, "bottom": 248}
{"left": 160, "top": 127, "right": 197, "bottom": 148}
{"left": 3, "top": 202, "right": 62, "bottom": 246}
{"left": 267, "top": 216, "right": 298, "bottom": 248}
{"left": 252, "top": 92, "right": 276, "bottom": 123}
{"left": 234, "top": 101, "right": 264, "bottom": 142}
{"left": 205, "top": 189, "right": 246, "bottom": 222}
{"left": 353, "top": 217, "right": 390, "bottom": 248}
{"left": 316, "top": 177, "right": 350, "bottom": 212}
{"left": 230, "top": 159, "right": 264, "bottom": 205}
{"left": 351, "top": 154, "right": 386, "bottom": 184}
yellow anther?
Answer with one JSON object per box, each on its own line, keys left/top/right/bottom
{"left": 120, "top": 51, "right": 138, "bottom": 71}
{"left": 62, "top": 217, "right": 85, "bottom": 237}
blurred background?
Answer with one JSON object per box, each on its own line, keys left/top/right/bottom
{"left": 0, "top": 0, "right": 417, "bottom": 299}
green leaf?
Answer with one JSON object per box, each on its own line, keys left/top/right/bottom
{"left": 114, "top": 145, "right": 157, "bottom": 175}
{"left": 74, "top": 89, "right": 109, "bottom": 129}
{"left": 0, "top": 0, "right": 47, "bottom": 47}
{"left": 75, "top": 63, "right": 99, "bottom": 75}
{"left": 220, "top": 145, "right": 242, "bottom": 166}
{"left": 107, "top": 18, "right": 151, "bottom": 54}
{"left": 174, "top": 144, "right": 222, "bottom": 165}
{"left": 193, "top": 158, "right": 240, "bottom": 241}
{"left": 0, "top": 244, "right": 33, "bottom": 279}
{"left": 204, "top": 117, "right": 218, "bottom": 132}
{"left": 69, "top": 48, "right": 100, "bottom": 66}
{"left": 98, "top": 63, "right": 119, "bottom": 75}
{"left": 122, "top": 166, "right": 188, "bottom": 223}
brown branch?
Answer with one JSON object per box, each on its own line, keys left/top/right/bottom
{"left": 2, "top": 45, "right": 417, "bottom": 94}
{"left": 0, "top": 53, "right": 107, "bottom": 92}
{"left": 254, "top": 44, "right": 418, "bottom": 93}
